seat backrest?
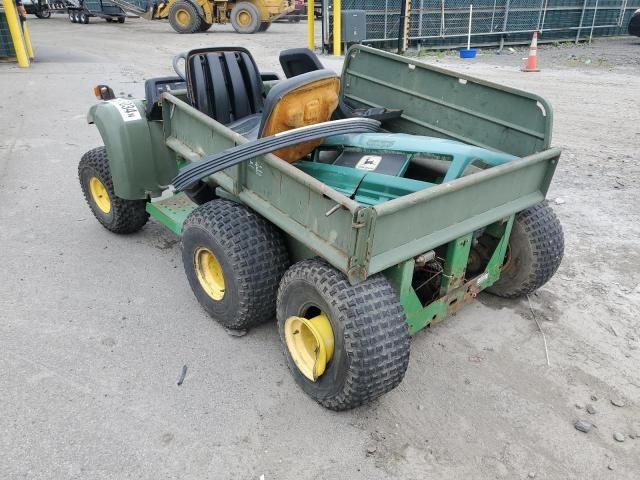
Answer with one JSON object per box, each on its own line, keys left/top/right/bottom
{"left": 259, "top": 69, "right": 340, "bottom": 163}
{"left": 185, "top": 47, "right": 264, "bottom": 124}
{"left": 279, "top": 48, "right": 324, "bottom": 78}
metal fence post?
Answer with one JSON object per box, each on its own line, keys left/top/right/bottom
{"left": 307, "top": 0, "right": 315, "bottom": 50}
{"left": 588, "top": 0, "right": 599, "bottom": 43}
{"left": 575, "top": 0, "right": 588, "bottom": 43}
{"left": 333, "top": 0, "right": 341, "bottom": 56}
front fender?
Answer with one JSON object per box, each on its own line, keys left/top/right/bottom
{"left": 88, "top": 99, "right": 178, "bottom": 200}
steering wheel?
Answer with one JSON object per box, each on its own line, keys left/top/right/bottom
{"left": 172, "top": 51, "right": 188, "bottom": 80}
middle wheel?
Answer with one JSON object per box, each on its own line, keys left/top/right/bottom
{"left": 181, "top": 199, "right": 289, "bottom": 330}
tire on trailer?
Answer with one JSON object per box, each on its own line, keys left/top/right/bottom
{"left": 78, "top": 147, "right": 149, "bottom": 234}
{"left": 79, "top": 12, "right": 89, "bottom": 23}
{"left": 277, "top": 259, "right": 410, "bottom": 410}
{"left": 69, "top": 10, "right": 76, "bottom": 22}
{"left": 486, "top": 202, "right": 564, "bottom": 298}
{"left": 181, "top": 199, "right": 289, "bottom": 330}
{"left": 168, "top": 0, "right": 201, "bottom": 33}
{"left": 35, "top": 8, "right": 51, "bottom": 18}
{"left": 230, "top": 2, "right": 261, "bottom": 33}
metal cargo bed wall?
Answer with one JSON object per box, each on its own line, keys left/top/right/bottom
{"left": 323, "top": 0, "right": 640, "bottom": 49}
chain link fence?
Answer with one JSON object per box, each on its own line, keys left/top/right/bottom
{"left": 323, "top": 0, "right": 640, "bottom": 48}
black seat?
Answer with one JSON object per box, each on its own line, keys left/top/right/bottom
{"left": 186, "top": 47, "right": 264, "bottom": 128}
{"left": 185, "top": 47, "right": 340, "bottom": 162}
{"left": 279, "top": 48, "right": 324, "bottom": 78}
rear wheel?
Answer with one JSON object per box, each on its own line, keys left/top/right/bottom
{"left": 79, "top": 12, "right": 89, "bottom": 23}
{"left": 168, "top": 0, "right": 201, "bottom": 33}
{"left": 117, "top": 16, "right": 125, "bottom": 23}
{"left": 181, "top": 200, "right": 289, "bottom": 330}
{"left": 486, "top": 202, "right": 564, "bottom": 297}
{"left": 277, "top": 259, "right": 410, "bottom": 410}
{"left": 68, "top": 10, "right": 76, "bottom": 22}
{"left": 230, "top": 2, "right": 261, "bottom": 34}
{"left": 105, "top": 17, "right": 113, "bottom": 22}
{"left": 78, "top": 147, "right": 149, "bottom": 234}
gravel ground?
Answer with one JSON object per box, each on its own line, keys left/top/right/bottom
{"left": 1, "top": 17, "right": 639, "bottom": 479}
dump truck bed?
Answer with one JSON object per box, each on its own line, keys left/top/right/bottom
{"left": 160, "top": 46, "right": 559, "bottom": 284}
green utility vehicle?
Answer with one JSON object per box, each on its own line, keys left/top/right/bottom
{"left": 79, "top": 46, "right": 564, "bottom": 410}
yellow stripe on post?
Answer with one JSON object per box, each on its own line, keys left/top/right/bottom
{"left": 307, "top": 0, "right": 314, "bottom": 50}
{"left": 22, "top": 21, "right": 34, "bottom": 59}
{"left": 3, "top": 0, "right": 30, "bottom": 67}
{"left": 332, "top": 0, "right": 341, "bottom": 56}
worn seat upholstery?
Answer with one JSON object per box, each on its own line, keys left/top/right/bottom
{"left": 186, "top": 47, "right": 340, "bottom": 163}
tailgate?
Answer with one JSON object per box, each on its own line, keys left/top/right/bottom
{"left": 341, "top": 45, "right": 553, "bottom": 158}
{"left": 363, "top": 148, "right": 560, "bottom": 276}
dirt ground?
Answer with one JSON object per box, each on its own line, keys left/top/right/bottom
{"left": 1, "top": 17, "right": 638, "bottom": 480}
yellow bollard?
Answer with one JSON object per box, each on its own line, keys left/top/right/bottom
{"left": 332, "top": 0, "right": 341, "bottom": 56}
{"left": 2, "top": 0, "right": 30, "bottom": 67}
{"left": 22, "top": 21, "right": 34, "bottom": 59}
{"left": 307, "top": 0, "right": 314, "bottom": 50}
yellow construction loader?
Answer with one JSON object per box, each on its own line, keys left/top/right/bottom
{"left": 119, "top": 0, "right": 294, "bottom": 34}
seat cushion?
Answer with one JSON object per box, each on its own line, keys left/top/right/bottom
{"left": 259, "top": 69, "right": 340, "bottom": 163}
{"left": 226, "top": 114, "right": 261, "bottom": 140}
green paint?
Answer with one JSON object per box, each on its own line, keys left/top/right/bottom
{"left": 440, "top": 233, "right": 473, "bottom": 294}
{"left": 145, "top": 193, "right": 197, "bottom": 236}
{"left": 385, "top": 218, "right": 515, "bottom": 336}
{"left": 341, "top": 45, "right": 554, "bottom": 158}
{"left": 88, "top": 100, "right": 178, "bottom": 200}
{"left": 479, "top": 215, "right": 514, "bottom": 288}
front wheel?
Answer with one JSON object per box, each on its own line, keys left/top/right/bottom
{"left": 277, "top": 259, "right": 410, "bottom": 410}
{"left": 230, "top": 2, "right": 261, "bottom": 34}
{"left": 78, "top": 147, "right": 149, "bottom": 234}
{"left": 486, "top": 202, "right": 564, "bottom": 298}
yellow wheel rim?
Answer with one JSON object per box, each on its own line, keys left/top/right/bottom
{"left": 89, "top": 177, "right": 111, "bottom": 214}
{"left": 237, "top": 10, "right": 252, "bottom": 27}
{"left": 175, "top": 8, "right": 191, "bottom": 27}
{"left": 284, "top": 312, "right": 334, "bottom": 382}
{"left": 194, "top": 247, "right": 225, "bottom": 301}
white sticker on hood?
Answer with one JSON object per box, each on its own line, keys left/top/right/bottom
{"left": 355, "top": 155, "right": 382, "bottom": 171}
{"left": 111, "top": 98, "right": 141, "bottom": 122}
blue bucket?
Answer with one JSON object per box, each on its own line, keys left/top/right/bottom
{"left": 459, "top": 48, "right": 477, "bottom": 59}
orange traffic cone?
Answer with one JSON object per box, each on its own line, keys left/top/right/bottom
{"left": 522, "top": 32, "right": 540, "bottom": 72}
